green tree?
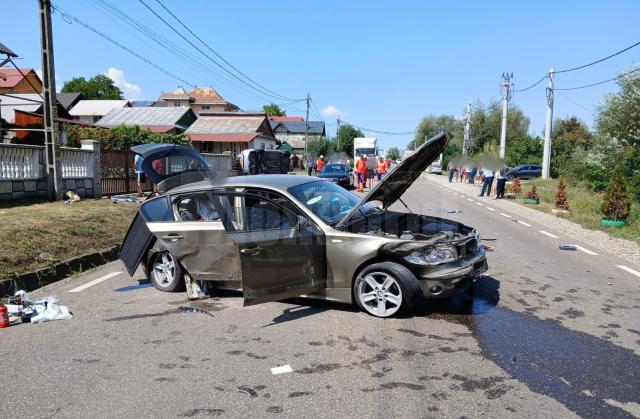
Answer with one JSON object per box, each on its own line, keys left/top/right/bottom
{"left": 551, "top": 116, "right": 592, "bottom": 178}
{"left": 262, "top": 103, "right": 286, "bottom": 117}
{"left": 468, "top": 102, "right": 530, "bottom": 155}
{"left": 335, "top": 124, "right": 364, "bottom": 157}
{"left": 408, "top": 114, "right": 463, "bottom": 150}
{"left": 505, "top": 136, "right": 543, "bottom": 167}
{"left": 306, "top": 137, "right": 331, "bottom": 157}
{"left": 386, "top": 146, "right": 401, "bottom": 161}
{"left": 61, "top": 74, "right": 123, "bottom": 99}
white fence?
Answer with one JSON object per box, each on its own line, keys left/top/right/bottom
{"left": 0, "top": 144, "right": 42, "bottom": 180}
{"left": 0, "top": 143, "right": 96, "bottom": 180}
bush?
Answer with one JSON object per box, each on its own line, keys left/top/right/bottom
{"left": 602, "top": 169, "right": 631, "bottom": 221}
{"left": 524, "top": 185, "right": 539, "bottom": 200}
{"left": 555, "top": 177, "right": 570, "bottom": 210}
{"left": 62, "top": 123, "right": 191, "bottom": 150}
{"left": 510, "top": 177, "right": 522, "bottom": 194}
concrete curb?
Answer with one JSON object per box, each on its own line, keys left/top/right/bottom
{"left": 0, "top": 246, "right": 119, "bottom": 297}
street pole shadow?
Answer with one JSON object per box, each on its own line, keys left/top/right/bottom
{"left": 262, "top": 298, "right": 357, "bottom": 327}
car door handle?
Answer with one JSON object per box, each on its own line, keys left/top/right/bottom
{"left": 241, "top": 247, "right": 262, "bottom": 256}
{"left": 161, "top": 234, "right": 184, "bottom": 241}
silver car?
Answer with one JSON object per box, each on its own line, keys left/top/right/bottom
{"left": 120, "top": 133, "right": 487, "bottom": 318}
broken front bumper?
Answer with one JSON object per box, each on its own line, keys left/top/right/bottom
{"left": 412, "top": 248, "right": 488, "bottom": 298}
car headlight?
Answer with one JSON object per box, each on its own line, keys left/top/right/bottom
{"left": 404, "top": 246, "right": 459, "bottom": 265}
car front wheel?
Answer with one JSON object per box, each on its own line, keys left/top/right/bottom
{"left": 150, "top": 251, "right": 185, "bottom": 292}
{"left": 353, "top": 262, "right": 420, "bottom": 318}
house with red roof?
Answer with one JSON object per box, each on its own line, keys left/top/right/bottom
{"left": 185, "top": 112, "right": 276, "bottom": 155}
{"left": 0, "top": 67, "right": 42, "bottom": 94}
{"left": 156, "top": 85, "right": 239, "bottom": 115}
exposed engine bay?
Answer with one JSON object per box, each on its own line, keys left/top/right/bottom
{"left": 342, "top": 210, "right": 478, "bottom": 256}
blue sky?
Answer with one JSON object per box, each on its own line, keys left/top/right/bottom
{"left": 3, "top": 0, "right": 639, "bottom": 151}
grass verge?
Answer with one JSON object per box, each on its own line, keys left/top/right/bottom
{"left": 0, "top": 198, "right": 138, "bottom": 278}
{"left": 510, "top": 179, "right": 640, "bottom": 244}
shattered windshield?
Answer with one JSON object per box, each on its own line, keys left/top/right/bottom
{"left": 288, "top": 180, "right": 376, "bottom": 225}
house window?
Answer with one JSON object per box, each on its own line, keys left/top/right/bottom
{"left": 174, "top": 101, "right": 180, "bottom": 107}
{"left": 202, "top": 105, "right": 210, "bottom": 110}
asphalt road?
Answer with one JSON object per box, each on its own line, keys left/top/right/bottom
{"left": 3, "top": 178, "right": 640, "bottom": 418}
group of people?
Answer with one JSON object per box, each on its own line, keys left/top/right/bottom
{"left": 355, "top": 154, "right": 392, "bottom": 192}
{"left": 447, "top": 162, "right": 508, "bottom": 199}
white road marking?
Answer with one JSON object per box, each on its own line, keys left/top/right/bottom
{"left": 617, "top": 265, "right": 640, "bottom": 278}
{"left": 575, "top": 245, "right": 598, "bottom": 256}
{"left": 271, "top": 365, "right": 293, "bottom": 375}
{"left": 539, "top": 230, "right": 559, "bottom": 239}
{"left": 517, "top": 221, "right": 532, "bottom": 227}
{"left": 467, "top": 198, "right": 474, "bottom": 202}
{"left": 68, "top": 271, "right": 121, "bottom": 293}
{"left": 486, "top": 207, "right": 496, "bottom": 212}
{"left": 476, "top": 202, "right": 483, "bottom": 206}
{"left": 500, "top": 212, "right": 511, "bottom": 218}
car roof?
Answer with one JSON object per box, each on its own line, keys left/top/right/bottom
{"left": 168, "top": 174, "right": 324, "bottom": 194}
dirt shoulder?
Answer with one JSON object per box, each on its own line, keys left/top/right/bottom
{"left": 0, "top": 198, "right": 138, "bottom": 278}
{"left": 427, "top": 173, "right": 640, "bottom": 266}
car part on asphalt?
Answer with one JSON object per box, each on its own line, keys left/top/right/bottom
{"left": 178, "top": 306, "right": 215, "bottom": 317}
{"left": 559, "top": 244, "right": 578, "bottom": 251}
{"left": 237, "top": 385, "right": 258, "bottom": 398}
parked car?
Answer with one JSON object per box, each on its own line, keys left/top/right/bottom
{"left": 119, "top": 133, "right": 487, "bottom": 318}
{"left": 427, "top": 163, "right": 442, "bottom": 175}
{"left": 505, "top": 165, "right": 542, "bottom": 180}
{"left": 317, "top": 163, "right": 353, "bottom": 189}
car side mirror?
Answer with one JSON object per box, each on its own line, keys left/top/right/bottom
{"left": 296, "top": 215, "right": 310, "bottom": 231}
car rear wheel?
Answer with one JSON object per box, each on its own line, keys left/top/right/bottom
{"left": 353, "top": 262, "right": 420, "bottom": 318}
{"left": 150, "top": 251, "right": 185, "bottom": 292}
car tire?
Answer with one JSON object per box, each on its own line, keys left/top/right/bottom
{"left": 150, "top": 251, "right": 185, "bottom": 292}
{"left": 353, "top": 262, "right": 421, "bottom": 318}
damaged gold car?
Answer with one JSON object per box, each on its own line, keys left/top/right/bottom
{"left": 120, "top": 133, "right": 487, "bottom": 318}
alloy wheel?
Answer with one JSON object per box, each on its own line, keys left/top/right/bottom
{"left": 152, "top": 252, "right": 176, "bottom": 289}
{"left": 357, "top": 271, "right": 403, "bottom": 317}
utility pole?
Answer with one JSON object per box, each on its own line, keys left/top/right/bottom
{"left": 304, "top": 92, "right": 310, "bottom": 156}
{"left": 499, "top": 72, "right": 512, "bottom": 160}
{"left": 542, "top": 68, "right": 555, "bottom": 179}
{"left": 463, "top": 101, "right": 471, "bottom": 157}
{"left": 39, "top": 0, "right": 62, "bottom": 200}
{"left": 336, "top": 115, "right": 341, "bottom": 150}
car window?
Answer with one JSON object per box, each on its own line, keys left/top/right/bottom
{"left": 242, "top": 194, "right": 296, "bottom": 231}
{"left": 140, "top": 196, "right": 173, "bottom": 222}
{"left": 288, "top": 180, "right": 376, "bottom": 225}
{"left": 176, "top": 192, "right": 220, "bottom": 222}
{"left": 324, "top": 165, "right": 347, "bottom": 173}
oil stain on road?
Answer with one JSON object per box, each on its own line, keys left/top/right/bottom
{"left": 426, "top": 276, "right": 640, "bottom": 418}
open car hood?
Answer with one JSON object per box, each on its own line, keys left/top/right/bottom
{"left": 131, "top": 143, "right": 210, "bottom": 193}
{"left": 335, "top": 132, "right": 451, "bottom": 229}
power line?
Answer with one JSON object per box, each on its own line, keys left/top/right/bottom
{"left": 51, "top": 3, "right": 194, "bottom": 87}
{"left": 556, "top": 40, "right": 640, "bottom": 73}
{"left": 555, "top": 90, "right": 596, "bottom": 112}
{"left": 137, "top": 0, "right": 298, "bottom": 102}
{"left": 470, "top": 99, "right": 503, "bottom": 112}
{"left": 87, "top": 0, "right": 277, "bottom": 106}
{"left": 555, "top": 67, "right": 640, "bottom": 91}
{"left": 513, "top": 74, "right": 547, "bottom": 92}
{"left": 152, "top": 0, "right": 300, "bottom": 102}
{"left": 341, "top": 121, "right": 415, "bottom": 136}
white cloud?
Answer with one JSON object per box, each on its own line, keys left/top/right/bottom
{"left": 106, "top": 67, "right": 141, "bottom": 100}
{"left": 320, "top": 105, "right": 346, "bottom": 118}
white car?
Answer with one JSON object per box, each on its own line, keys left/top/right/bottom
{"left": 427, "top": 163, "right": 442, "bottom": 175}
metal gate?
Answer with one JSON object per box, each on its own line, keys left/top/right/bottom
{"left": 101, "top": 149, "right": 152, "bottom": 196}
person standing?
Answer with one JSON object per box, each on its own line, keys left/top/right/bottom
{"left": 479, "top": 167, "right": 495, "bottom": 197}
{"left": 355, "top": 154, "right": 368, "bottom": 192}
{"left": 495, "top": 166, "right": 507, "bottom": 199}
{"left": 447, "top": 161, "right": 457, "bottom": 183}
{"left": 134, "top": 154, "right": 145, "bottom": 197}
{"left": 376, "top": 156, "right": 387, "bottom": 182}
{"left": 306, "top": 155, "right": 314, "bottom": 176}
{"left": 316, "top": 155, "right": 325, "bottom": 173}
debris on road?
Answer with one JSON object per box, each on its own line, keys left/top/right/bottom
{"left": 64, "top": 191, "right": 81, "bottom": 203}
{"left": 481, "top": 238, "right": 498, "bottom": 241}
{"left": 110, "top": 195, "right": 141, "bottom": 204}
{"left": 178, "top": 306, "right": 215, "bottom": 318}
{"left": 271, "top": 364, "right": 293, "bottom": 375}
{"left": 2, "top": 291, "right": 73, "bottom": 327}
{"left": 438, "top": 208, "right": 462, "bottom": 213}
{"left": 482, "top": 245, "right": 495, "bottom": 252}
{"left": 559, "top": 244, "right": 578, "bottom": 251}
{"left": 237, "top": 385, "right": 258, "bottom": 398}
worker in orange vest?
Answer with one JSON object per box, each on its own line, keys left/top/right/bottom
{"left": 376, "top": 156, "right": 388, "bottom": 182}
{"left": 315, "top": 155, "right": 325, "bottom": 174}
{"left": 355, "top": 154, "right": 368, "bottom": 192}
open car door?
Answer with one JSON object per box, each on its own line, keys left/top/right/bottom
{"left": 215, "top": 190, "right": 326, "bottom": 306}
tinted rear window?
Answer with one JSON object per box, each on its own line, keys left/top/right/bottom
{"left": 140, "top": 196, "right": 174, "bottom": 222}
